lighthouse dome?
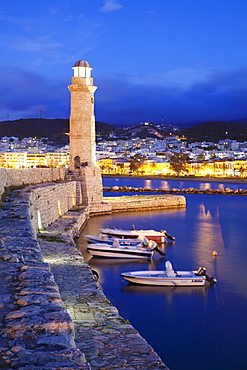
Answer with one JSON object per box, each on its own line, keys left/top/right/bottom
{"left": 73, "top": 60, "right": 91, "bottom": 68}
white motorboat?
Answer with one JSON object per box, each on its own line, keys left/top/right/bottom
{"left": 83, "top": 234, "right": 149, "bottom": 246}
{"left": 100, "top": 226, "right": 175, "bottom": 243}
{"left": 120, "top": 261, "right": 217, "bottom": 286}
{"left": 87, "top": 238, "right": 163, "bottom": 259}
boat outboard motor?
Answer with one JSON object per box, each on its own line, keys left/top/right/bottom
{"left": 196, "top": 267, "right": 217, "bottom": 284}
{"left": 149, "top": 240, "right": 166, "bottom": 255}
{"left": 195, "top": 267, "right": 207, "bottom": 276}
{"left": 139, "top": 235, "right": 149, "bottom": 246}
{"left": 206, "top": 275, "right": 217, "bottom": 284}
{"left": 165, "top": 261, "right": 177, "bottom": 277}
{"left": 161, "top": 230, "right": 176, "bottom": 241}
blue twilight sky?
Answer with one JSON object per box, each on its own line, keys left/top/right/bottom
{"left": 0, "top": 0, "right": 247, "bottom": 127}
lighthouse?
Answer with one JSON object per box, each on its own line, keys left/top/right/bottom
{"left": 68, "top": 60, "right": 103, "bottom": 205}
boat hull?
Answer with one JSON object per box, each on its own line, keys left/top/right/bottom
{"left": 87, "top": 244, "right": 153, "bottom": 259}
{"left": 120, "top": 270, "right": 207, "bottom": 286}
{"left": 84, "top": 235, "right": 142, "bottom": 246}
{"left": 100, "top": 228, "right": 168, "bottom": 243}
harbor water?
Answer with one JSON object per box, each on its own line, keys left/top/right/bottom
{"left": 77, "top": 177, "right": 247, "bottom": 370}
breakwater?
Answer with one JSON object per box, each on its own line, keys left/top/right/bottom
{"left": 0, "top": 180, "right": 185, "bottom": 369}
{"left": 104, "top": 185, "right": 247, "bottom": 195}
{"left": 103, "top": 193, "right": 186, "bottom": 212}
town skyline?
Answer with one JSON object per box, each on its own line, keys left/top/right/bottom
{"left": 0, "top": 1, "right": 247, "bottom": 127}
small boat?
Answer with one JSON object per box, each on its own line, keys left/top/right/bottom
{"left": 120, "top": 261, "right": 217, "bottom": 286}
{"left": 100, "top": 225, "right": 175, "bottom": 243}
{"left": 87, "top": 238, "right": 164, "bottom": 259}
{"left": 83, "top": 234, "right": 149, "bottom": 246}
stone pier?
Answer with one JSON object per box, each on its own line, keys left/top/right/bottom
{"left": 0, "top": 181, "right": 185, "bottom": 369}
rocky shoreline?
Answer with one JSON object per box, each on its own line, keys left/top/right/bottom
{"left": 104, "top": 185, "right": 247, "bottom": 195}
{"left": 102, "top": 174, "right": 247, "bottom": 184}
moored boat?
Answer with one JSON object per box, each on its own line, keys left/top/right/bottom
{"left": 87, "top": 238, "right": 163, "bottom": 259}
{"left": 83, "top": 234, "right": 149, "bottom": 246}
{"left": 120, "top": 261, "right": 217, "bottom": 286}
{"left": 100, "top": 226, "right": 175, "bottom": 243}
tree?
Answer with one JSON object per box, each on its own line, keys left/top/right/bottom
{"left": 129, "top": 154, "right": 145, "bottom": 174}
{"left": 239, "top": 166, "right": 245, "bottom": 178}
{"left": 169, "top": 152, "right": 188, "bottom": 176}
{"left": 116, "top": 162, "right": 125, "bottom": 174}
{"left": 197, "top": 153, "right": 205, "bottom": 161}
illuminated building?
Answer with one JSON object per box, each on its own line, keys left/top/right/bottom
{"left": 0, "top": 151, "right": 69, "bottom": 168}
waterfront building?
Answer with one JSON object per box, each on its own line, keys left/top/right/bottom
{"left": 234, "top": 158, "right": 247, "bottom": 177}
{"left": 0, "top": 151, "right": 69, "bottom": 168}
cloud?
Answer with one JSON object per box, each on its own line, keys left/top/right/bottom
{"left": 0, "top": 62, "right": 247, "bottom": 128}
{"left": 99, "top": 0, "right": 123, "bottom": 13}
{"left": 6, "top": 35, "right": 62, "bottom": 53}
{"left": 0, "top": 65, "right": 69, "bottom": 121}
{"left": 126, "top": 66, "right": 217, "bottom": 94}
{"left": 94, "top": 67, "right": 247, "bottom": 126}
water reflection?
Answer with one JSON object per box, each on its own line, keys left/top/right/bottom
{"left": 144, "top": 179, "right": 151, "bottom": 188}
{"left": 198, "top": 182, "right": 226, "bottom": 190}
{"left": 192, "top": 203, "right": 224, "bottom": 269}
{"left": 160, "top": 180, "right": 169, "bottom": 189}
{"left": 88, "top": 255, "right": 165, "bottom": 270}
{"left": 103, "top": 176, "right": 247, "bottom": 191}
{"left": 77, "top": 191, "right": 247, "bottom": 370}
{"left": 122, "top": 283, "right": 210, "bottom": 298}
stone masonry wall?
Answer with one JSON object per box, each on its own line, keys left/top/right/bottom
{"left": 0, "top": 167, "right": 67, "bottom": 199}
{"left": 0, "top": 186, "right": 90, "bottom": 369}
{"left": 79, "top": 166, "right": 103, "bottom": 205}
{"left": 29, "top": 181, "right": 82, "bottom": 233}
{"left": 104, "top": 194, "right": 186, "bottom": 212}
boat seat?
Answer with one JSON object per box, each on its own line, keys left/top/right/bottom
{"left": 165, "top": 261, "right": 177, "bottom": 277}
{"left": 112, "top": 239, "right": 121, "bottom": 248}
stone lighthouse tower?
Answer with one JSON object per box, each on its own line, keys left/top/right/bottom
{"left": 68, "top": 60, "right": 103, "bottom": 205}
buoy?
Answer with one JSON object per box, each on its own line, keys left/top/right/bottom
{"left": 212, "top": 251, "right": 217, "bottom": 256}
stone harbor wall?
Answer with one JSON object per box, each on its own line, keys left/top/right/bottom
{"left": 29, "top": 181, "right": 82, "bottom": 233}
{"left": 0, "top": 167, "right": 67, "bottom": 199}
{"left": 0, "top": 182, "right": 184, "bottom": 369}
{"left": 104, "top": 194, "right": 186, "bottom": 212}
{"left": 0, "top": 186, "right": 90, "bottom": 369}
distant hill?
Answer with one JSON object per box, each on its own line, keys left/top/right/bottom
{"left": 95, "top": 121, "right": 121, "bottom": 138}
{"left": 181, "top": 121, "right": 247, "bottom": 142}
{"left": 228, "top": 119, "right": 247, "bottom": 125}
{"left": 1, "top": 118, "right": 247, "bottom": 143}
{"left": 0, "top": 118, "right": 69, "bottom": 139}
{"left": 117, "top": 123, "right": 165, "bottom": 139}
{"left": 0, "top": 118, "right": 117, "bottom": 141}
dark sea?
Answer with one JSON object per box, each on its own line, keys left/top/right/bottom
{"left": 77, "top": 177, "right": 247, "bottom": 370}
